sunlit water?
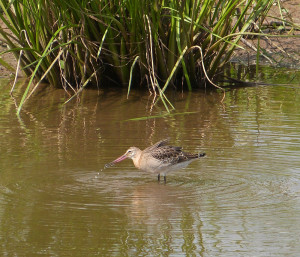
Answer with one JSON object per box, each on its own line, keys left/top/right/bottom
{"left": 0, "top": 67, "right": 300, "bottom": 256}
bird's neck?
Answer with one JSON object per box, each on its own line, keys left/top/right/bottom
{"left": 132, "top": 149, "right": 142, "bottom": 169}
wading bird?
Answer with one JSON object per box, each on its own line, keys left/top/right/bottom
{"left": 106, "top": 139, "right": 206, "bottom": 183}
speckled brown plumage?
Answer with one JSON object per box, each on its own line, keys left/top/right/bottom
{"left": 149, "top": 145, "right": 198, "bottom": 164}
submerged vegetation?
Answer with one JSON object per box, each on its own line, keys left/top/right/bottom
{"left": 0, "top": 0, "right": 279, "bottom": 113}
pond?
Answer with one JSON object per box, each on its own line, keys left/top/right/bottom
{"left": 0, "top": 66, "right": 300, "bottom": 256}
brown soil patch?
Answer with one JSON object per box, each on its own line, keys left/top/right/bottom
{"left": 231, "top": 0, "right": 300, "bottom": 67}
{"left": 0, "top": 19, "right": 18, "bottom": 77}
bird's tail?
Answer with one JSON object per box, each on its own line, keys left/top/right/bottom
{"left": 198, "top": 153, "right": 206, "bottom": 158}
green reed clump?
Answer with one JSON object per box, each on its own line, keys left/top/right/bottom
{"left": 0, "top": 0, "right": 275, "bottom": 114}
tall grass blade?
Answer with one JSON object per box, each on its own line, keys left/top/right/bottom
{"left": 16, "top": 25, "right": 68, "bottom": 115}
{"left": 127, "top": 55, "right": 140, "bottom": 99}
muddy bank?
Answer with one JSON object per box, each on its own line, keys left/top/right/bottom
{"left": 0, "top": 35, "right": 17, "bottom": 77}
{"left": 231, "top": 0, "right": 300, "bottom": 67}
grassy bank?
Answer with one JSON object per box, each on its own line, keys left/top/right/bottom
{"left": 0, "top": 0, "right": 276, "bottom": 113}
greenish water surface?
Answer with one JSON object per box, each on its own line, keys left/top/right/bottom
{"left": 0, "top": 67, "right": 300, "bottom": 256}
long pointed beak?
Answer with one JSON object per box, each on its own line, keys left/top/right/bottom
{"left": 105, "top": 154, "right": 128, "bottom": 168}
{"left": 112, "top": 154, "right": 128, "bottom": 163}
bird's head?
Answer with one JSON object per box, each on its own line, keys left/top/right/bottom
{"left": 111, "top": 147, "right": 140, "bottom": 163}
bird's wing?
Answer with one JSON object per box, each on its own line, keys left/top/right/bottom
{"left": 148, "top": 145, "right": 187, "bottom": 165}
{"left": 143, "top": 138, "right": 170, "bottom": 153}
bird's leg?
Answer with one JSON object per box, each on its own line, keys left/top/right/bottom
{"left": 164, "top": 175, "right": 166, "bottom": 184}
{"left": 157, "top": 174, "right": 160, "bottom": 182}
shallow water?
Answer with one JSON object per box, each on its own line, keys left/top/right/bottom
{"left": 0, "top": 69, "right": 300, "bottom": 256}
